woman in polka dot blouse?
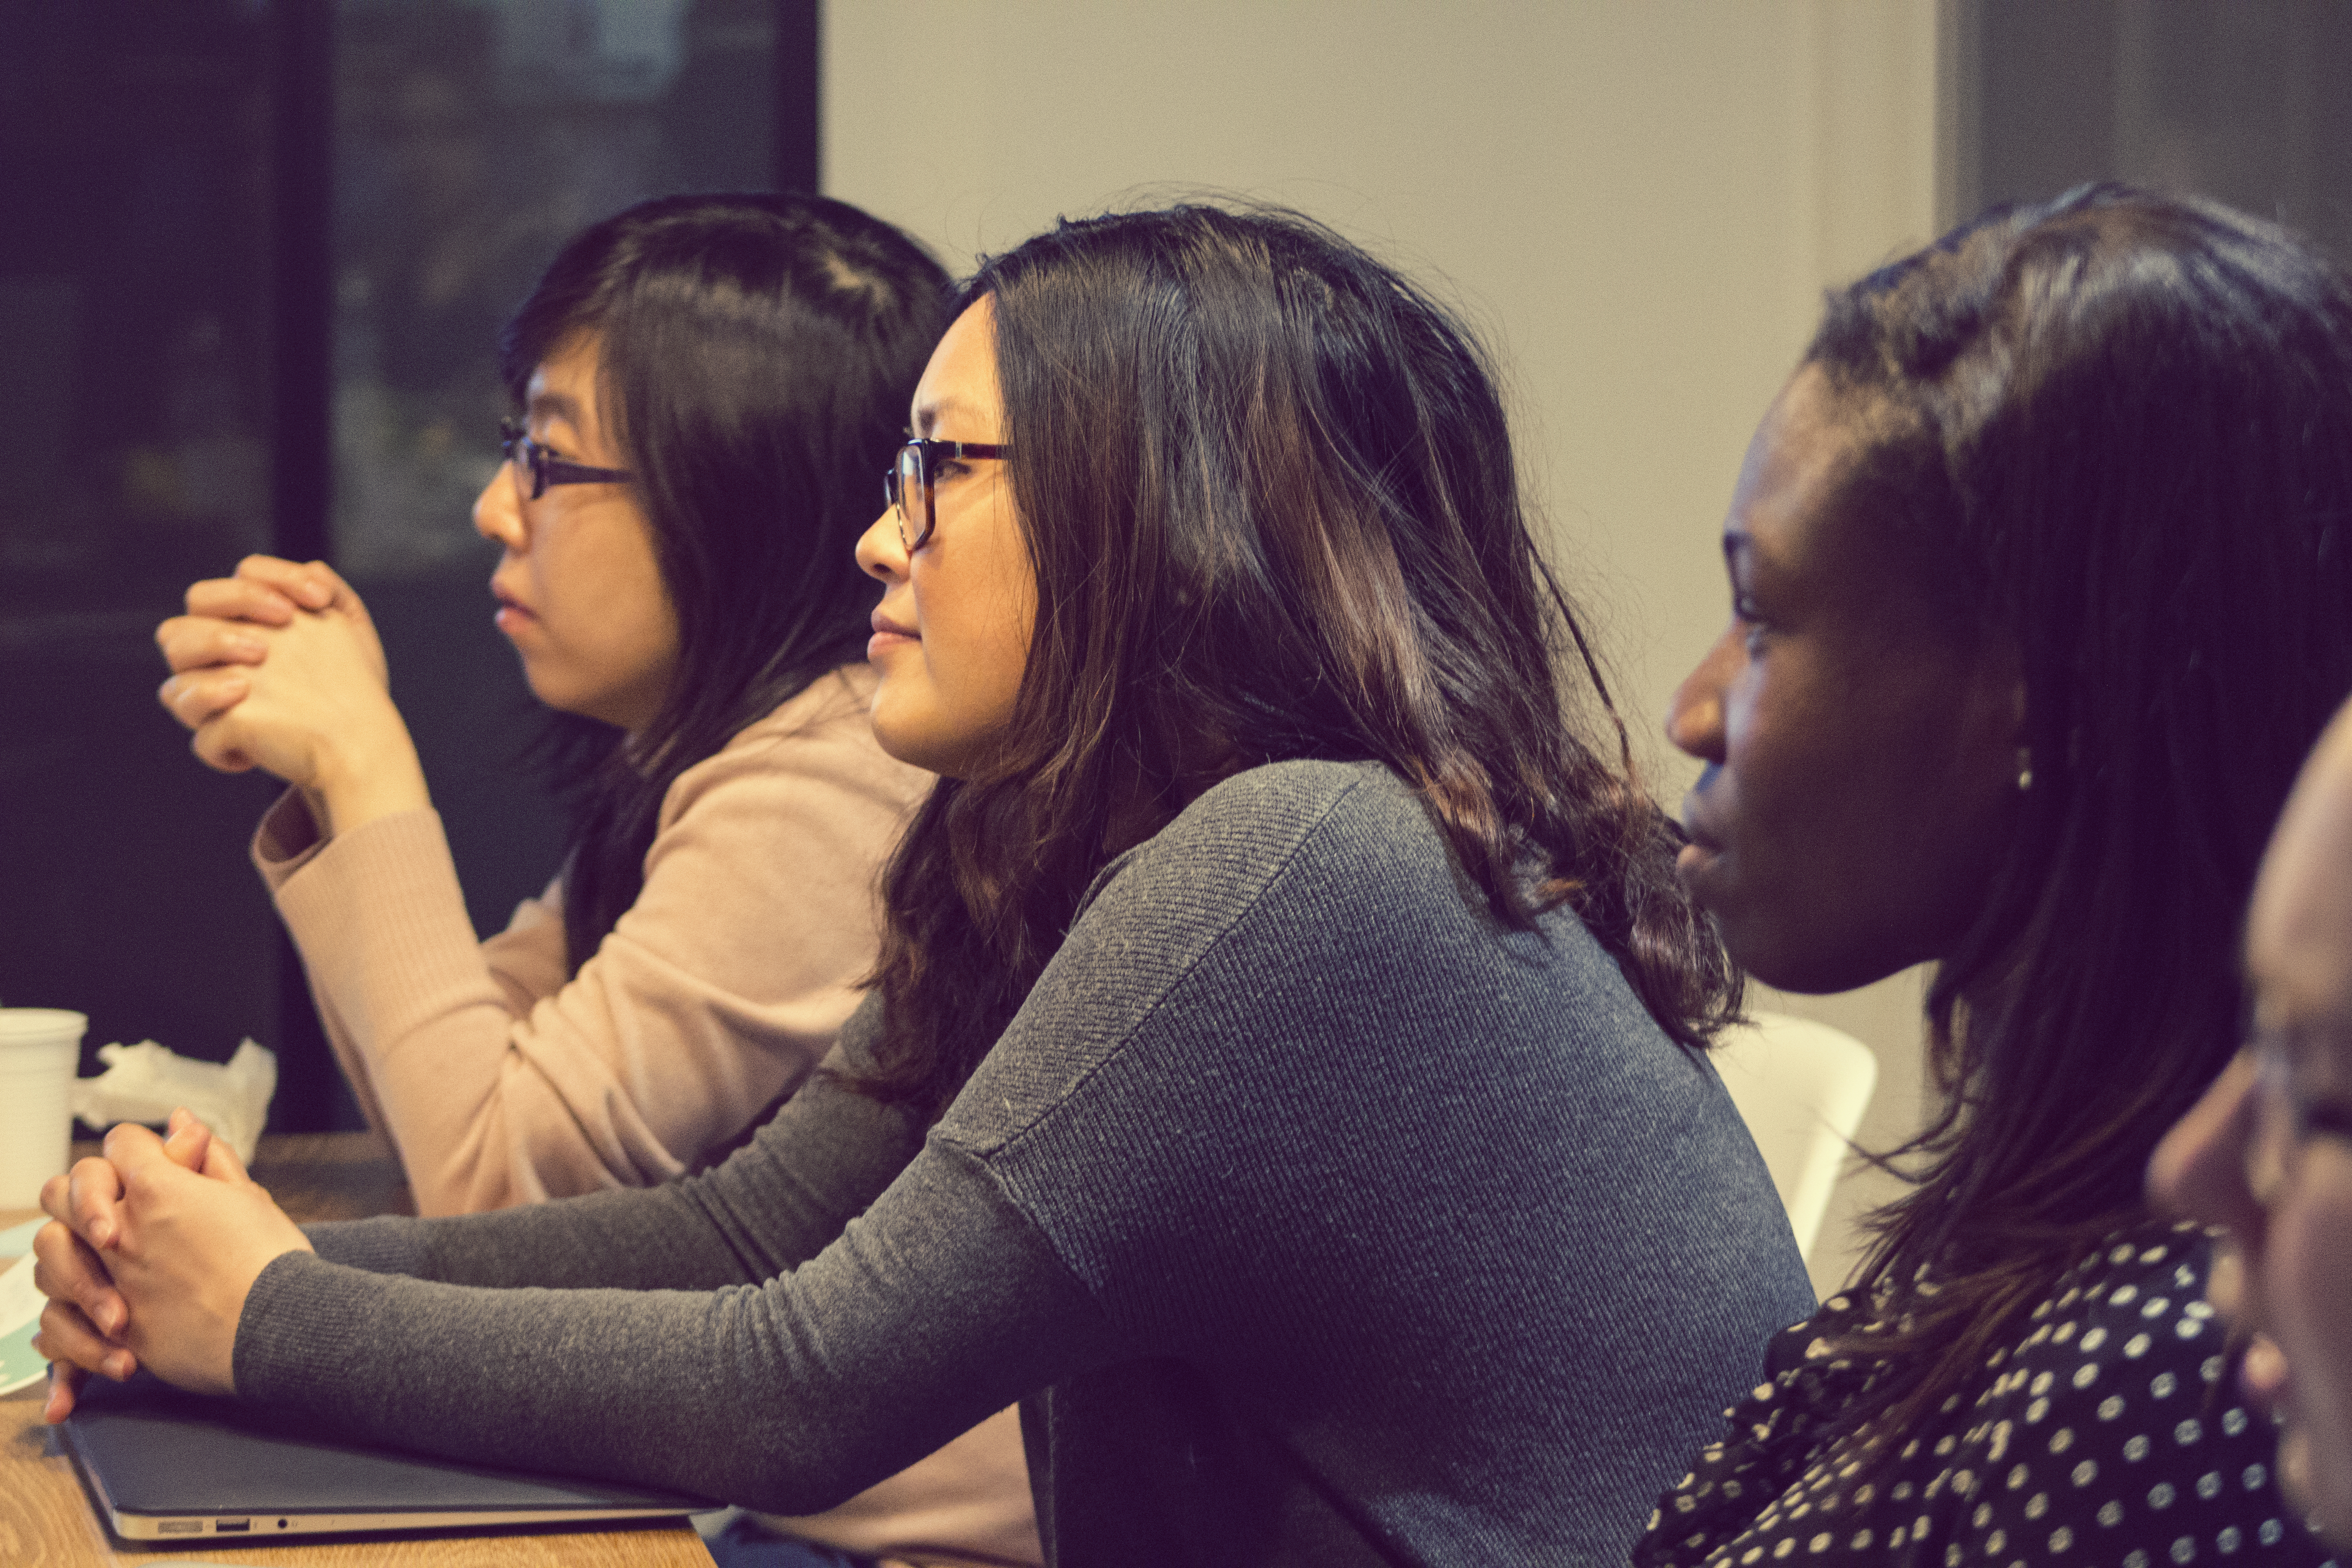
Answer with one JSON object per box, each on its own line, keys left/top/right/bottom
{"left": 1645, "top": 185, "right": 2352, "bottom": 1568}
{"left": 1642, "top": 1230, "right": 2323, "bottom": 1565}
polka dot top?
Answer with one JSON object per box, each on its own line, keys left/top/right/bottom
{"left": 1632, "top": 1220, "right": 2336, "bottom": 1568}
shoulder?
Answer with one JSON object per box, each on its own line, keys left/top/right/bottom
{"left": 1085, "top": 759, "right": 1437, "bottom": 919}
{"left": 655, "top": 666, "right": 931, "bottom": 833}
{"left": 1982, "top": 1220, "right": 2230, "bottom": 1450}
{"left": 1944, "top": 1220, "right": 2321, "bottom": 1564}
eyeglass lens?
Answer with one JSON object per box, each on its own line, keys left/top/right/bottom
{"left": 500, "top": 420, "right": 545, "bottom": 501}
{"left": 2249, "top": 1035, "right": 2307, "bottom": 1196}
{"left": 894, "top": 444, "right": 932, "bottom": 551}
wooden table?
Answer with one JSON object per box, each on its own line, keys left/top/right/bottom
{"left": 0, "top": 1132, "right": 715, "bottom": 1566}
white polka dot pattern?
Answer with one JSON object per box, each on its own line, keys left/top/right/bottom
{"left": 1631, "top": 1220, "right": 2337, "bottom": 1568}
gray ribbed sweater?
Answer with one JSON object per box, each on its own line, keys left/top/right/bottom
{"left": 237, "top": 760, "right": 1814, "bottom": 1566}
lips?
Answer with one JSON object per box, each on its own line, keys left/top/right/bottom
{"left": 1678, "top": 785, "right": 1726, "bottom": 853}
{"left": 867, "top": 606, "right": 918, "bottom": 664}
{"left": 490, "top": 580, "right": 535, "bottom": 637}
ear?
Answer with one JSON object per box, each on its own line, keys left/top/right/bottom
{"left": 1959, "top": 633, "right": 2030, "bottom": 792}
{"left": 1992, "top": 640, "right": 2031, "bottom": 789}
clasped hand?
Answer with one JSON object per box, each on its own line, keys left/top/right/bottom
{"left": 153, "top": 555, "right": 429, "bottom": 836}
{"left": 30, "top": 1109, "right": 312, "bottom": 1422}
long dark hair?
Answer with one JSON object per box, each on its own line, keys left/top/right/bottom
{"left": 1813, "top": 185, "right": 2352, "bottom": 1440}
{"left": 501, "top": 193, "right": 951, "bottom": 970}
{"left": 861, "top": 205, "right": 1739, "bottom": 1121}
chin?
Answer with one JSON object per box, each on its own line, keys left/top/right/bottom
{"left": 1720, "top": 918, "right": 1914, "bottom": 996}
{"left": 868, "top": 715, "right": 960, "bottom": 778}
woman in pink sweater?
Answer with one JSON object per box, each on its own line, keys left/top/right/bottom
{"left": 152, "top": 193, "right": 946, "bottom": 1214}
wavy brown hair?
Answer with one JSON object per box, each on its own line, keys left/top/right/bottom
{"left": 859, "top": 205, "right": 1739, "bottom": 1122}
{"left": 1810, "top": 186, "right": 2352, "bottom": 1447}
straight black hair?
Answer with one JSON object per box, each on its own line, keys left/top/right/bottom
{"left": 501, "top": 193, "right": 951, "bottom": 971}
{"left": 860, "top": 204, "right": 1739, "bottom": 1121}
{"left": 1810, "top": 185, "right": 2352, "bottom": 1444}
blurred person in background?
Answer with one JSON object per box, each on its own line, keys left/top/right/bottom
{"left": 2152, "top": 694, "right": 2352, "bottom": 1555}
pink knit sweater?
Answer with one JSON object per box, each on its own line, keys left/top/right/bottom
{"left": 254, "top": 664, "right": 928, "bottom": 1214}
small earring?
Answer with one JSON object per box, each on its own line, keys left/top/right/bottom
{"left": 2016, "top": 748, "right": 2034, "bottom": 792}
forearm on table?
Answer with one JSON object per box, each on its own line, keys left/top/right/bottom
{"left": 305, "top": 1063, "right": 928, "bottom": 1293}
{"left": 240, "top": 1143, "right": 1114, "bottom": 1514}
{"left": 306, "top": 1183, "right": 752, "bottom": 1294}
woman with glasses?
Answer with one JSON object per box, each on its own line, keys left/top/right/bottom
{"left": 2150, "top": 693, "right": 2352, "bottom": 1556}
{"left": 153, "top": 193, "right": 946, "bottom": 1216}
{"left": 44, "top": 204, "right": 1811, "bottom": 1564}
{"left": 1636, "top": 186, "right": 2352, "bottom": 1568}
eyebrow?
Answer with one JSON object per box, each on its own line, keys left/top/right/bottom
{"left": 909, "top": 396, "right": 975, "bottom": 438}
{"left": 526, "top": 387, "right": 585, "bottom": 428}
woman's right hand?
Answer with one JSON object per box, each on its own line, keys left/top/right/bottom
{"left": 155, "top": 558, "right": 429, "bottom": 835}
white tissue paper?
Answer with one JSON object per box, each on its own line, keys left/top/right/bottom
{"left": 71, "top": 1038, "right": 277, "bottom": 1166}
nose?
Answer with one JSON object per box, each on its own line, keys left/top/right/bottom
{"left": 474, "top": 461, "right": 525, "bottom": 550}
{"left": 2145, "top": 1047, "right": 2267, "bottom": 1245}
{"left": 856, "top": 504, "right": 908, "bottom": 583}
{"left": 1666, "top": 627, "right": 1737, "bottom": 762}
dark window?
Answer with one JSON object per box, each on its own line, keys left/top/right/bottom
{"left": 1950, "top": 0, "right": 2352, "bottom": 263}
{"left": 0, "top": 0, "right": 817, "bottom": 1130}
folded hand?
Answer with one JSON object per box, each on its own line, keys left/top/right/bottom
{"left": 33, "top": 1112, "right": 312, "bottom": 1418}
{"left": 153, "top": 556, "right": 427, "bottom": 833}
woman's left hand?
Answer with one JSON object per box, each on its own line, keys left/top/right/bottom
{"left": 36, "top": 1123, "right": 313, "bottom": 1397}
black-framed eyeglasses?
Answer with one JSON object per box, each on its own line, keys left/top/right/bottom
{"left": 500, "top": 416, "right": 634, "bottom": 501}
{"left": 884, "top": 437, "right": 1009, "bottom": 552}
{"left": 2247, "top": 1025, "right": 2352, "bottom": 1195}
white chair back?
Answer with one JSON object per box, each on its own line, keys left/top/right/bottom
{"left": 1711, "top": 1011, "right": 1879, "bottom": 1263}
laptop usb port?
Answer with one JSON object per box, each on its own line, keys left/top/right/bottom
{"left": 217, "top": 1519, "right": 252, "bottom": 1533}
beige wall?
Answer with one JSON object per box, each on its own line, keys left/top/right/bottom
{"left": 827, "top": 0, "right": 1942, "bottom": 1295}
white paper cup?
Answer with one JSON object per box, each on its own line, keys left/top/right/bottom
{"left": 0, "top": 1008, "right": 87, "bottom": 1208}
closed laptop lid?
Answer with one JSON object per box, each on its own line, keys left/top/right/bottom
{"left": 63, "top": 1372, "right": 708, "bottom": 1535}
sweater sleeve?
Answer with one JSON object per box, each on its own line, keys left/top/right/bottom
{"left": 300, "top": 1023, "right": 926, "bottom": 1293}
{"left": 236, "top": 1116, "right": 1119, "bottom": 1514}
{"left": 253, "top": 669, "right": 929, "bottom": 1215}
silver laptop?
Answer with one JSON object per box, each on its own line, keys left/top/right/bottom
{"left": 62, "top": 1372, "right": 709, "bottom": 1542}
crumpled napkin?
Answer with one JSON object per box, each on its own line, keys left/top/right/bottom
{"left": 71, "top": 1038, "right": 277, "bottom": 1166}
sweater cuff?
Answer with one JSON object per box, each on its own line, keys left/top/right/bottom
{"left": 251, "top": 790, "right": 326, "bottom": 888}
{"left": 304, "top": 1215, "right": 431, "bottom": 1276}
{"left": 235, "top": 1250, "right": 373, "bottom": 1408}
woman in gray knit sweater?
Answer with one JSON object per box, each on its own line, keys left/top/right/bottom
{"left": 37, "top": 206, "right": 1813, "bottom": 1566}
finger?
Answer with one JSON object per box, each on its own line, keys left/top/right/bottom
{"left": 156, "top": 614, "right": 270, "bottom": 671}
{"left": 188, "top": 715, "right": 258, "bottom": 776}
{"left": 201, "top": 1133, "right": 251, "bottom": 1185}
{"left": 39, "top": 1170, "right": 69, "bottom": 1225}
{"left": 161, "top": 1107, "right": 214, "bottom": 1174}
{"left": 34, "top": 1299, "right": 137, "bottom": 1384}
{"left": 235, "top": 554, "right": 339, "bottom": 612}
{"left": 32, "top": 1223, "right": 129, "bottom": 1340}
{"left": 61, "top": 1156, "right": 128, "bottom": 1250}
{"left": 185, "top": 574, "right": 302, "bottom": 627}
{"left": 43, "top": 1360, "right": 89, "bottom": 1424}
{"left": 158, "top": 669, "right": 253, "bottom": 733}
{"left": 102, "top": 1122, "right": 172, "bottom": 1179}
